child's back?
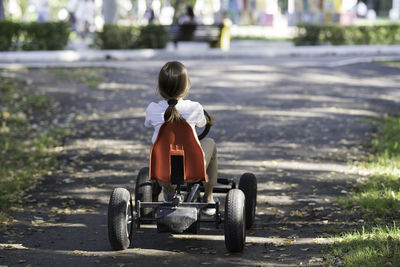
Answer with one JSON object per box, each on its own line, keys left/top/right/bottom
{"left": 144, "top": 61, "right": 218, "bottom": 215}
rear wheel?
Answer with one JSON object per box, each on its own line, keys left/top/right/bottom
{"left": 239, "top": 173, "right": 257, "bottom": 229}
{"left": 186, "top": 219, "right": 200, "bottom": 234}
{"left": 135, "top": 167, "right": 153, "bottom": 217}
{"left": 108, "top": 188, "right": 133, "bottom": 250}
{"left": 152, "top": 177, "right": 162, "bottom": 202}
{"left": 224, "top": 189, "right": 246, "bottom": 252}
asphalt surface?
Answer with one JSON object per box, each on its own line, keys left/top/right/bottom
{"left": 0, "top": 56, "right": 400, "bottom": 266}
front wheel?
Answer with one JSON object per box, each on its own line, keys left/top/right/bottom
{"left": 224, "top": 189, "right": 246, "bottom": 252}
{"left": 108, "top": 188, "right": 133, "bottom": 250}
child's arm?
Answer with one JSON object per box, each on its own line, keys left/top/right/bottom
{"left": 194, "top": 103, "right": 207, "bottom": 128}
{"left": 144, "top": 103, "right": 153, "bottom": 128}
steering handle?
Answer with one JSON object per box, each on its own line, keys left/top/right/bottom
{"left": 198, "top": 110, "right": 212, "bottom": 140}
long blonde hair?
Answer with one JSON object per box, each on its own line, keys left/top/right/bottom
{"left": 158, "top": 61, "right": 190, "bottom": 123}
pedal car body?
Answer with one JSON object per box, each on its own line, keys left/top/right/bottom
{"left": 108, "top": 111, "right": 257, "bottom": 252}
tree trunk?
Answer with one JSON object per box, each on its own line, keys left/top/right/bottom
{"left": 0, "top": 0, "right": 5, "bottom": 20}
{"left": 374, "top": 0, "right": 380, "bottom": 14}
{"left": 172, "top": 0, "right": 183, "bottom": 24}
{"left": 103, "top": 0, "right": 118, "bottom": 25}
{"left": 367, "top": 0, "right": 374, "bottom": 9}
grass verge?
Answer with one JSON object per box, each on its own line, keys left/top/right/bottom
{"left": 0, "top": 76, "right": 66, "bottom": 224}
{"left": 50, "top": 68, "right": 104, "bottom": 87}
{"left": 380, "top": 61, "right": 400, "bottom": 68}
{"left": 327, "top": 225, "right": 400, "bottom": 266}
{"left": 325, "top": 116, "right": 400, "bottom": 266}
{"left": 230, "top": 36, "right": 292, "bottom": 41}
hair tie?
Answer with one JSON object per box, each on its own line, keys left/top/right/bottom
{"left": 168, "top": 99, "right": 178, "bottom": 107}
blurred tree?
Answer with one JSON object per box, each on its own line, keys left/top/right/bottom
{"left": 278, "top": 0, "right": 288, "bottom": 12}
{"left": 361, "top": 0, "right": 393, "bottom": 16}
{"left": 0, "top": 0, "right": 4, "bottom": 20}
{"left": 376, "top": 0, "right": 394, "bottom": 16}
{"left": 20, "top": 0, "right": 29, "bottom": 16}
{"left": 103, "top": 0, "right": 117, "bottom": 24}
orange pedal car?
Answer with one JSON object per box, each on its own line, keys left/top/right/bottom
{"left": 107, "top": 111, "right": 257, "bottom": 252}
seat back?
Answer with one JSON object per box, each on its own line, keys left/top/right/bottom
{"left": 149, "top": 121, "right": 208, "bottom": 184}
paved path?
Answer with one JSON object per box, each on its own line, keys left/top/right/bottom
{"left": 1, "top": 57, "right": 400, "bottom": 266}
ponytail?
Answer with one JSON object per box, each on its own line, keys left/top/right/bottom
{"left": 164, "top": 99, "right": 185, "bottom": 123}
{"left": 158, "top": 61, "right": 190, "bottom": 123}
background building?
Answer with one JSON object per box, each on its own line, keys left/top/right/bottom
{"left": 1, "top": 0, "right": 399, "bottom": 27}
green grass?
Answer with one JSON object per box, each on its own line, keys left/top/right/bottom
{"left": 354, "top": 17, "right": 400, "bottom": 26}
{"left": 0, "top": 77, "right": 66, "bottom": 224}
{"left": 325, "top": 116, "right": 400, "bottom": 265}
{"left": 339, "top": 117, "right": 400, "bottom": 221}
{"left": 380, "top": 61, "right": 400, "bottom": 68}
{"left": 51, "top": 68, "right": 104, "bottom": 87}
{"left": 326, "top": 225, "right": 400, "bottom": 267}
{"left": 230, "top": 36, "right": 292, "bottom": 41}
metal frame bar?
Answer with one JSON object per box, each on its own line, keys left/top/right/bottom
{"left": 179, "top": 178, "right": 236, "bottom": 192}
{"left": 135, "top": 200, "right": 223, "bottom": 226}
{"left": 135, "top": 177, "right": 235, "bottom": 228}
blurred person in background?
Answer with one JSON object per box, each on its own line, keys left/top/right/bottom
{"left": 29, "top": 0, "right": 49, "bottom": 22}
{"left": 75, "top": 0, "right": 96, "bottom": 38}
{"left": 178, "top": 5, "right": 196, "bottom": 24}
{"left": 67, "top": 0, "right": 78, "bottom": 31}
{"left": 145, "top": 3, "right": 155, "bottom": 24}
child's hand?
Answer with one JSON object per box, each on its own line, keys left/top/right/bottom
{"left": 206, "top": 113, "right": 214, "bottom": 126}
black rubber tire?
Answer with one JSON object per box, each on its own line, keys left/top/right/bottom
{"left": 224, "top": 189, "right": 246, "bottom": 252}
{"left": 186, "top": 220, "right": 200, "bottom": 234}
{"left": 108, "top": 188, "right": 133, "bottom": 250}
{"left": 152, "top": 178, "right": 162, "bottom": 202}
{"left": 135, "top": 167, "right": 153, "bottom": 217}
{"left": 239, "top": 173, "right": 257, "bottom": 229}
{"left": 157, "top": 223, "right": 169, "bottom": 233}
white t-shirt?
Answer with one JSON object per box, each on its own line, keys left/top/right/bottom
{"left": 145, "top": 99, "right": 206, "bottom": 143}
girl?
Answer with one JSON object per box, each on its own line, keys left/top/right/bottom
{"left": 144, "top": 61, "right": 218, "bottom": 215}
